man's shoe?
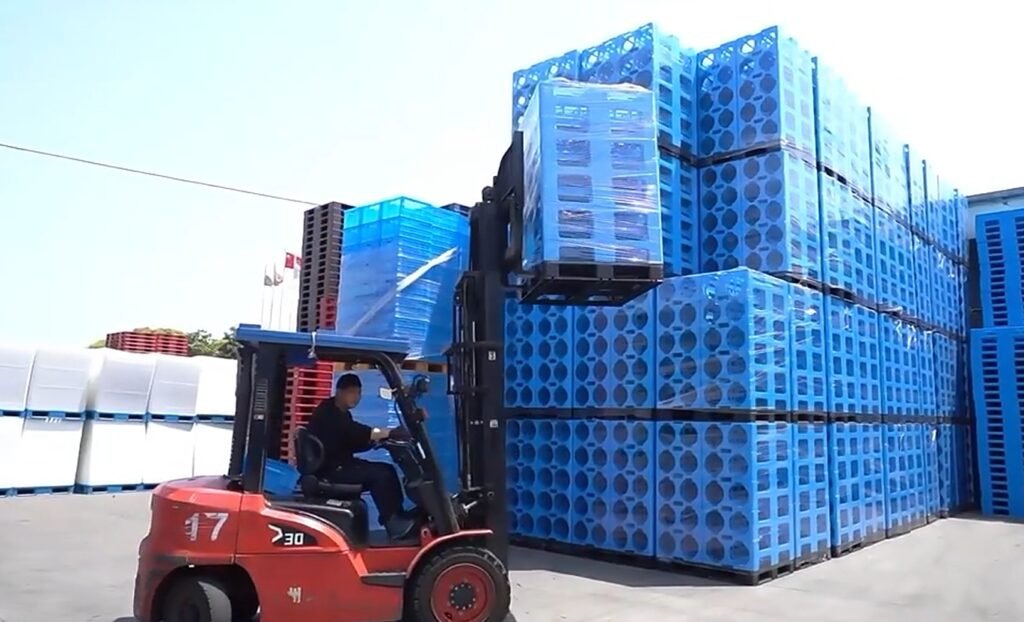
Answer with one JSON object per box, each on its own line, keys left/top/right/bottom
{"left": 385, "top": 515, "right": 417, "bottom": 540}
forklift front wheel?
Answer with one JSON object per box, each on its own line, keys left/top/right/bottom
{"left": 408, "top": 546, "right": 511, "bottom": 622}
{"left": 160, "top": 575, "right": 233, "bottom": 622}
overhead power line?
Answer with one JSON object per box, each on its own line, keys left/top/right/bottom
{"left": 0, "top": 141, "right": 320, "bottom": 206}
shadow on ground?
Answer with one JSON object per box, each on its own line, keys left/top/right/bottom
{"left": 508, "top": 546, "right": 729, "bottom": 589}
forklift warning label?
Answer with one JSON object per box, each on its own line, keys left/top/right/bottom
{"left": 268, "top": 524, "right": 318, "bottom": 547}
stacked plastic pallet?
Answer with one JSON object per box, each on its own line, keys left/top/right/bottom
{"left": 278, "top": 361, "right": 334, "bottom": 463}
{"left": 106, "top": 330, "right": 189, "bottom": 356}
{"left": 514, "top": 23, "right": 691, "bottom": 278}
{"left": 297, "top": 201, "right": 350, "bottom": 333}
{"left": 971, "top": 209, "right": 1024, "bottom": 518}
{"left": 335, "top": 197, "right": 469, "bottom": 360}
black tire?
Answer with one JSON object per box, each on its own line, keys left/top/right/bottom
{"left": 160, "top": 576, "right": 233, "bottom": 622}
{"left": 407, "top": 546, "right": 511, "bottom": 622}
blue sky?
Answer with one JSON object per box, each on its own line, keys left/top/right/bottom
{"left": 1, "top": 1, "right": 1018, "bottom": 346}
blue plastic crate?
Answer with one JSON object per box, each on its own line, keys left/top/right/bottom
{"left": 930, "top": 248, "right": 959, "bottom": 334}
{"left": 873, "top": 210, "right": 916, "bottom": 315}
{"left": 792, "top": 421, "right": 831, "bottom": 562}
{"left": 573, "top": 290, "right": 656, "bottom": 409}
{"left": 912, "top": 233, "right": 935, "bottom": 326}
{"left": 970, "top": 327, "right": 1024, "bottom": 517}
{"left": 698, "top": 150, "right": 822, "bottom": 279}
{"left": 658, "top": 151, "right": 698, "bottom": 277}
{"left": 571, "top": 420, "right": 655, "bottom": 555}
{"left": 512, "top": 50, "right": 579, "bottom": 132}
{"left": 812, "top": 59, "right": 871, "bottom": 197}
{"left": 868, "top": 110, "right": 910, "bottom": 223}
{"left": 827, "top": 421, "right": 886, "bottom": 550}
{"left": 580, "top": 22, "right": 697, "bottom": 156}
{"left": 789, "top": 284, "right": 827, "bottom": 414}
{"left": 504, "top": 298, "right": 573, "bottom": 409}
{"left": 904, "top": 146, "right": 927, "bottom": 232}
{"left": 824, "top": 298, "right": 881, "bottom": 415}
{"left": 819, "top": 173, "right": 876, "bottom": 301}
{"left": 655, "top": 421, "right": 794, "bottom": 572}
{"left": 883, "top": 422, "right": 928, "bottom": 534}
{"left": 654, "top": 269, "right": 791, "bottom": 412}
{"left": 917, "top": 331, "right": 938, "bottom": 417}
{"left": 521, "top": 80, "right": 663, "bottom": 270}
{"left": 934, "top": 334, "right": 959, "bottom": 418}
{"left": 923, "top": 162, "right": 963, "bottom": 260}
{"left": 697, "top": 26, "right": 816, "bottom": 159}
{"left": 879, "top": 315, "right": 920, "bottom": 416}
{"left": 507, "top": 419, "right": 574, "bottom": 541}
{"left": 976, "top": 209, "right": 1024, "bottom": 327}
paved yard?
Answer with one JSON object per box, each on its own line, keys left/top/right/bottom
{"left": 1, "top": 493, "right": 1022, "bottom": 621}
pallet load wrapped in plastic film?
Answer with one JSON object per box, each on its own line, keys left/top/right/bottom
{"left": 335, "top": 197, "right": 469, "bottom": 361}
{"left": 520, "top": 79, "right": 664, "bottom": 287}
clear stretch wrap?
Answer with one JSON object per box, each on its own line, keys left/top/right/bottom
{"left": 520, "top": 78, "right": 664, "bottom": 272}
{"left": 336, "top": 197, "right": 469, "bottom": 360}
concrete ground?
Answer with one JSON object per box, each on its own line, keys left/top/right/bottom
{"left": 1, "top": 494, "right": 1023, "bottom": 622}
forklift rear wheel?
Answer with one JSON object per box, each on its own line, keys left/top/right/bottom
{"left": 160, "top": 576, "right": 233, "bottom": 622}
{"left": 408, "top": 546, "right": 511, "bottom": 622}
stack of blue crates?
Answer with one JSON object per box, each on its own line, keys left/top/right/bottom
{"left": 514, "top": 23, "right": 698, "bottom": 278}
{"left": 336, "top": 197, "right": 469, "bottom": 359}
{"left": 971, "top": 208, "right": 1024, "bottom": 518}
{"left": 502, "top": 20, "right": 971, "bottom": 584}
{"left": 520, "top": 79, "right": 664, "bottom": 272}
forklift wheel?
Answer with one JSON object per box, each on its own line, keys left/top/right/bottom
{"left": 408, "top": 546, "right": 511, "bottom": 622}
{"left": 160, "top": 576, "right": 233, "bottom": 622}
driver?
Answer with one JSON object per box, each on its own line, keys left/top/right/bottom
{"left": 306, "top": 373, "right": 416, "bottom": 539}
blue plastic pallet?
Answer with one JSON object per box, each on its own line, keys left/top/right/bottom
{"left": 904, "top": 145, "right": 927, "bottom": 232}
{"left": 698, "top": 150, "right": 821, "bottom": 279}
{"left": 504, "top": 298, "right": 573, "bottom": 409}
{"left": 792, "top": 421, "right": 831, "bottom": 562}
{"left": 873, "top": 210, "right": 916, "bottom": 315}
{"left": 976, "top": 209, "right": 1024, "bottom": 327}
{"left": 970, "top": 327, "right": 1024, "bottom": 517}
{"left": 812, "top": 59, "right": 871, "bottom": 197}
{"left": 696, "top": 26, "right": 816, "bottom": 160}
{"left": 507, "top": 418, "right": 574, "bottom": 541}
{"left": 579, "top": 22, "right": 697, "bottom": 156}
{"left": 917, "top": 331, "right": 938, "bottom": 417}
{"left": 789, "top": 284, "right": 827, "bottom": 414}
{"left": 573, "top": 290, "right": 656, "bottom": 409}
{"left": 73, "top": 483, "right": 154, "bottom": 494}
{"left": 520, "top": 80, "right": 663, "bottom": 270}
{"left": 930, "top": 248, "right": 959, "bottom": 334}
{"left": 655, "top": 420, "right": 794, "bottom": 572}
{"left": 824, "top": 297, "right": 881, "bottom": 415}
{"left": 883, "top": 422, "right": 928, "bottom": 535}
{"left": 819, "top": 173, "right": 876, "bottom": 301}
{"left": 922, "top": 423, "right": 941, "bottom": 519}
{"left": 512, "top": 50, "right": 579, "bottom": 132}
{"left": 0, "top": 409, "right": 23, "bottom": 417}
{"left": 878, "top": 315, "right": 920, "bottom": 416}
{"left": 658, "top": 151, "right": 698, "bottom": 277}
{"left": 571, "top": 420, "right": 655, "bottom": 555}
{"left": 934, "top": 334, "right": 959, "bottom": 418}
{"left": 3, "top": 485, "right": 74, "bottom": 497}
{"left": 85, "top": 411, "right": 146, "bottom": 421}
{"left": 654, "top": 269, "right": 791, "bottom": 412}
{"left": 827, "top": 421, "right": 886, "bottom": 551}
{"left": 935, "top": 423, "right": 954, "bottom": 515}
{"left": 24, "top": 410, "right": 84, "bottom": 420}
{"left": 867, "top": 110, "right": 910, "bottom": 223}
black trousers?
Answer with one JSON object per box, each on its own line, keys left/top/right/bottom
{"left": 328, "top": 459, "right": 403, "bottom": 525}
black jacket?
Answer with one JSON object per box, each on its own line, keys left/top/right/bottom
{"left": 305, "top": 398, "right": 374, "bottom": 474}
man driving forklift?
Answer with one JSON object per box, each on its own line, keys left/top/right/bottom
{"left": 305, "top": 372, "right": 418, "bottom": 539}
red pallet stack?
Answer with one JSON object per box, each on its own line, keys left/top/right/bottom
{"left": 106, "top": 330, "right": 189, "bottom": 356}
{"left": 318, "top": 295, "right": 338, "bottom": 332}
{"left": 278, "top": 361, "right": 334, "bottom": 463}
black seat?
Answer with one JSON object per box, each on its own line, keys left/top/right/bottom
{"left": 293, "top": 427, "right": 363, "bottom": 500}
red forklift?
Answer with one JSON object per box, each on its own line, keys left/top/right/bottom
{"left": 132, "top": 134, "right": 659, "bottom": 622}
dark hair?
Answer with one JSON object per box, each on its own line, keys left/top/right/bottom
{"left": 336, "top": 373, "right": 362, "bottom": 391}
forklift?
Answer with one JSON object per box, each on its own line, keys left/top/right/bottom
{"left": 131, "top": 133, "right": 659, "bottom": 622}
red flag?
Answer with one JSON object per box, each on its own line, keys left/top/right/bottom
{"left": 284, "top": 253, "right": 296, "bottom": 269}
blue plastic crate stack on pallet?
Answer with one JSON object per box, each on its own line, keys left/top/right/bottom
{"left": 336, "top": 197, "right": 469, "bottom": 360}
{"left": 514, "top": 23, "right": 698, "bottom": 278}
{"left": 971, "top": 208, "right": 1024, "bottom": 518}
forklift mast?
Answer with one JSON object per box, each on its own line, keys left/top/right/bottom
{"left": 448, "top": 132, "right": 526, "bottom": 566}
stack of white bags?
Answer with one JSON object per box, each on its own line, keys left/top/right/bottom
{"left": 0, "top": 344, "right": 236, "bottom": 494}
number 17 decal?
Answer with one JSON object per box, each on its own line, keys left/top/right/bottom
{"left": 184, "top": 512, "right": 230, "bottom": 542}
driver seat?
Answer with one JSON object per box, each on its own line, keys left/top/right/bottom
{"left": 294, "top": 427, "right": 363, "bottom": 500}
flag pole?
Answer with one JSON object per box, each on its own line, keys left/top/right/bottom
{"left": 260, "top": 263, "right": 268, "bottom": 327}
